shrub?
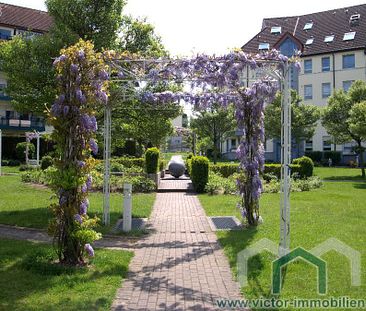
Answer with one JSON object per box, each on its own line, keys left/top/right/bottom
{"left": 187, "top": 153, "right": 194, "bottom": 160}
{"left": 191, "top": 156, "right": 209, "bottom": 193}
{"left": 8, "top": 159, "right": 21, "bottom": 167}
{"left": 110, "top": 162, "right": 125, "bottom": 173}
{"left": 16, "top": 142, "right": 35, "bottom": 161}
{"left": 112, "top": 157, "right": 145, "bottom": 168}
{"left": 205, "top": 172, "right": 237, "bottom": 195}
{"left": 19, "top": 164, "right": 39, "bottom": 171}
{"left": 186, "top": 159, "right": 192, "bottom": 175}
{"left": 305, "top": 151, "right": 323, "bottom": 163}
{"left": 210, "top": 163, "right": 238, "bottom": 178}
{"left": 292, "top": 156, "right": 314, "bottom": 178}
{"left": 323, "top": 151, "right": 341, "bottom": 165}
{"left": 1, "top": 160, "right": 9, "bottom": 166}
{"left": 41, "top": 156, "right": 53, "bottom": 170}
{"left": 145, "top": 148, "right": 160, "bottom": 174}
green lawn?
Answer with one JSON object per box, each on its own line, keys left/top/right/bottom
{"left": 1, "top": 166, "right": 21, "bottom": 174}
{"left": 198, "top": 181, "right": 366, "bottom": 308}
{"left": 0, "top": 238, "right": 132, "bottom": 311}
{"left": 0, "top": 175, "right": 155, "bottom": 233}
{"left": 314, "top": 166, "right": 365, "bottom": 180}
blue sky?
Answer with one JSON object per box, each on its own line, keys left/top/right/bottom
{"left": 2, "top": 0, "right": 366, "bottom": 56}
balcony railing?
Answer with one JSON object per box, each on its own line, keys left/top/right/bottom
{"left": 0, "top": 117, "right": 45, "bottom": 131}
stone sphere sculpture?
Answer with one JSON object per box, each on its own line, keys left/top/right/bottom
{"left": 168, "top": 156, "right": 186, "bottom": 178}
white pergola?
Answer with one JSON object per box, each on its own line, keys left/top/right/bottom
{"left": 102, "top": 57, "right": 292, "bottom": 254}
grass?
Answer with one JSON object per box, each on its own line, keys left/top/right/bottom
{"left": 1, "top": 166, "right": 21, "bottom": 174}
{"left": 0, "top": 175, "right": 155, "bottom": 233}
{"left": 0, "top": 238, "right": 132, "bottom": 311}
{"left": 161, "top": 152, "right": 189, "bottom": 161}
{"left": 314, "top": 166, "right": 365, "bottom": 180}
{"left": 198, "top": 181, "right": 366, "bottom": 309}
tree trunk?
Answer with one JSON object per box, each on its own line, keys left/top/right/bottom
{"left": 213, "top": 123, "right": 217, "bottom": 164}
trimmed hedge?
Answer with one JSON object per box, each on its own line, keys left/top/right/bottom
{"left": 209, "top": 163, "right": 302, "bottom": 178}
{"left": 191, "top": 156, "right": 209, "bottom": 193}
{"left": 305, "top": 151, "right": 323, "bottom": 163}
{"left": 41, "top": 156, "right": 53, "bottom": 170}
{"left": 145, "top": 148, "right": 160, "bottom": 174}
{"left": 112, "top": 157, "right": 145, "bottom": 168}
{"left": 292, "top": 156, "right": 314, "bottom": 178}
{"left": 186, "top": 158, "right": 192, "bottom": 175}
{"left": 323, "top": 151, "right": 341, "bottom": 165}
{"left": 210, "top": 163, "right": 238, "bottom": 178}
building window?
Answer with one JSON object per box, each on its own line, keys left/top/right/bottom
{"left": 271, "top": 26, "right": 281, "bottom": 34}
{"left": 231, "top": 138, "right": 237, "bottom": 149}
{"left": 304, "top": 22, "right": 313, "bottom": 30}
{"left": 0, "top": 84, "right": 6, "bottom": 96}
{"left": 323, "top": 136, "right": 332, "bottom": 151}
{"left": 0, "top": 28, "right": 12, "bottom": 40}
{"left": 343, "top": 142, "right": 355, "bottom": 155}
{"left": 343, "top": 54, "right": 355, "bottom": 69}
{"left": 258, "top": 42, "right": 269, "bottom": 50}
{"left": 324, "top": 35, "right": 334, "bottom": 43}
{"left": 343, "top": 31, "right": 356, "bottom": 41}
{"left": 305, "top": 38, "right": 314, "bottom": 45}
{"left": 343, "top": 80, "right": 354, "bottom": 92}
{"left": 304, "top": 85, "right": 312, "bottom": 100}
{"left": 305, "top": 140, "right": 313, "bottom": 152}
{"left": 322, "top": 83, "right": 331, "bottom": 98}
{"left": 304, "top": 59, "right": 312, "bottom": 73}
{"left": 322, "top": 57, "right": 330, "bottom": 72}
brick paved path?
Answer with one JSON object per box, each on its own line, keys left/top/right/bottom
{"left": 112, "top": 175, "right": 244, "bottom": 311}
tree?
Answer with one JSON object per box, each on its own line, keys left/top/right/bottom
{"left": 349, "top": 101, "right": 366, "bottom": 139}
{"left": 265, "top": 90, "right": 320, "bottom": 155}
{"left": 46, "top": 0, "right": 125, "bottom": 50}
{"left": 322, "top": 80, "right": 366, "bottom": 177}
{"left": 0, "top": 0, "right": 126, "bottom": 115}
{"left": 119, "top": 16, "right": 168, "bottom": 57}
{"left": 0, "top": 32, "right": 77, "bottom": 115}
{"left": 190, "top": 104, "right": 236, "bottom": 164}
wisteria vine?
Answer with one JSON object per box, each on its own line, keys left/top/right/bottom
{"left": 113, "top": 49, "right": 299, "bottom": 226}
{"left": 48, "top": 40, "right": 109, "bottom": 264}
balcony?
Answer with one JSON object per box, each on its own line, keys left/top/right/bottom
{"left": 0, "top": 117, "right": 45, "bottom": 131}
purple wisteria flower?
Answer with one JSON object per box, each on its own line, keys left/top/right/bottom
{"left": 97, "top": 91, "right": 108, "bottom": 104}
{"left": 81, "top": 184, "right": 87, "bottom": 193}
{"left": 86, "top": 175, "right": 93, "bottom": 190}
{"left": 89, "top": 139, "right": 98, "bottom": 155}
{"left": 74, "top": 214, "right": 83, "bottom": 224}
{"left": 70, "top": 63, "right": 79, "bottom": 74}
{"left": 80, "top": 198, "right": 89, "bottom": 215}
{"left": 76, "top": 89, "right": 86, "bottom": 104}
{"left": 84, "top": 243, "right": 94, "bottom": 257}
{"left": 77, "top": 160, "right": 86, "bottom": 168}
{"left": 63, "top": 105, "right": 70, "bottom": 116}
{"left": 80, "top": 114, "right": 97, "bottom": 132}
{"left": 98, "top": 70, "right": 109, "bottom": 81}
{"left": 77, "top": 50, "right": 85, "bottom": 60}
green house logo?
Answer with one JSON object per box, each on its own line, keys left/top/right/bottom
{"left": 272, "top": 247, "right": 327, "bottom": 295}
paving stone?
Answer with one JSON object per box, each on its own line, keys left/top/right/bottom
{"left": 111, "top": 175, "right": 247, "bottom": 311}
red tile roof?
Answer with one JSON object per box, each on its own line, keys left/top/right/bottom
{"left": 242, "top": 4, "right": 366, "bottom": 56}
{"left": 0, "top": 2, "right": 52, "bottom": 33}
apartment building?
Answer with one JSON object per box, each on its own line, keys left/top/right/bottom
{"left": 222, "top": 4, "right": 366, "bottom": 163}
{"left": 0, "top": 3, "right": 52, "bottom": 158}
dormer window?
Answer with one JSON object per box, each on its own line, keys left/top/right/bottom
{"left": 324, "top": 35, "right": 335, "bottom": 43}
{"left": 343, "top": 31, "right": 356, "bottom": 41}
{"left": 271, "top": 26, "right": 282, "bottom": 34}
{"left": 304, "top": 22, "right": 313, "bottom": 30}
{"left": 258, "top": 42, "right": 270, "bottom": 50}
{"left": 305, "top": 38, "right": 314, "bottom": 45}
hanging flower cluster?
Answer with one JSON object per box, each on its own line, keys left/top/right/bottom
{"left": 48, "top": 40, "right": 109, "bottom": 265}
{"left": 121, "top": 49, "right": 299, "bottom": 226}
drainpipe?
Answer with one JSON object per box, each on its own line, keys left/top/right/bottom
{"left": 332, "top": 53, "right": 336, "bottom": 91}
{"left": 332, "top": 53, "right": 336, "bottom": 152}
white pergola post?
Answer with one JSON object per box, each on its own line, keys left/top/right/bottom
{"left": 103, "top": 104, "right": 112, "bottom": 226}
{"left": 0, "top": 129, "right": 2, "bottom": 176}
{"left": 36, "top": 133, "right": 40, "bottom": 166}
{"left": 279, "top": 63, "right": 292, "bottom": 256}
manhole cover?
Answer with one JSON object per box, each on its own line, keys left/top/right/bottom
{"left": 114, "top": 218, "right": 147, "bottom": 232}
{"left": 208, "top": 216, "right": 242, "bottom": 231}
